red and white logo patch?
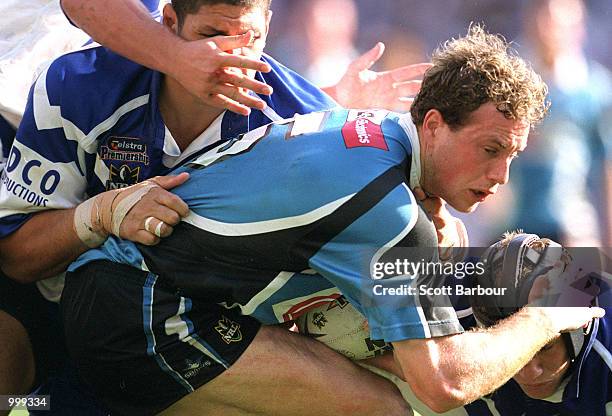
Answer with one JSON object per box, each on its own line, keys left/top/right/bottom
{"left": 341, "top": 110, "right": 389, "bottom": 151}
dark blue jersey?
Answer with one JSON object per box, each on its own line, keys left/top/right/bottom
{"left": 73, "top": 108, "right": 463, "bottom": 342}
{"left": 464, "top": 283, "right": 612, "bottom": 416}
{"left": 0, "top": 45, "right": 336, "bottom": 238}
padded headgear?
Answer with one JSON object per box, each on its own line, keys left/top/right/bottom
{"left": 471, "top": 233, "right": 585, "bottom": 359}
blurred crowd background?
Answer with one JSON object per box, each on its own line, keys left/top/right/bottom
{"left": 266, "top": 0, "right": 612, "bottom": 248}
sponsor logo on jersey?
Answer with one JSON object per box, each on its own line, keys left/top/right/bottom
{"left": 341, "top": 110, "right": 389, "bottom": 151}
{"left": 106, "top": 164, "right": 141, "bottom": 190}
{"left": 215, "top": 316, "right": 243, "bottom": 344}
{"left": 100, "top": 137, "right": 149, "bottom": 165}
{"left": 1, "top": 146, "right": 61, "bottom": 207}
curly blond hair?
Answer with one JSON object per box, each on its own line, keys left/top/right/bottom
{"left": 411, "top": 24, "right": 549, "bottom": 129}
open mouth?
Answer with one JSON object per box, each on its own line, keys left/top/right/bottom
{"left": 471, "top": 190, "right": 489, "bottom": 201}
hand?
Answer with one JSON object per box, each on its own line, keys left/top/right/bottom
{"left": 413, "top": 187, "right": 469, "bottom": 261}
{"left": 331, "top": 42, "right": 432, "bottom": 111}
{"left": 531, "top": 306, "right": 605, "bottom": 334}
{"left": 169, "top": 31, "right": 273, "bottom": 116}
{"left": 529, "top": 247, "right": 603, "bottom": 307}
{"left": 74, "top": 173, "right": 190, "bottom": 247}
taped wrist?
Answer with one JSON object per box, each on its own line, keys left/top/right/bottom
{"left": 100, "top": 182, "right": 158, "bottom": 237}
{"left": 73, "top": 196, "right": 107, "bottom": 248}
{"left": 74, "top": 181, "right": 159, "bottom": 246}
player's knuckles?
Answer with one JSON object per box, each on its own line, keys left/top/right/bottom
{"left": 159, "top": 192, "right": 186, "bottom": 209}
{"left": 160, "top": 210, "right": 181, "bottom": 226}
{"left": 119, "top": 222, "right": 143, "bottom": 241}
{"left": 140, "top": 233, "right": 161, "bottom": 246}
{"left": 159, "top": 224, "right": 174, "bottom": 238}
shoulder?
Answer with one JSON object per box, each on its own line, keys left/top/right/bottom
{"left": 27, "top": 45, "right": 156, "bottom": 139}
{"left": 40, "top": 45, "right": 154, "bottom": 119}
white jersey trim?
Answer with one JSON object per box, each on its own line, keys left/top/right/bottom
{"left": 183, "top": 193, "right": 356, "bottom": 236}
{"left": 32, "top": 65, "right": 150, "bottom": 154}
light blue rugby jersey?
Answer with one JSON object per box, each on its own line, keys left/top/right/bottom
{"left": 0, "top": 44, "right": 336, "bottom": 238}
{"left": 73, "top": 108, "right": 463, "bottom": 342}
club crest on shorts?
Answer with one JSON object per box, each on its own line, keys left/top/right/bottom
{"left": 341, "top": 110, "right": 389, "bottom": 151}
{"left": 215, "top": 316, "right": 243, "bottom": 344}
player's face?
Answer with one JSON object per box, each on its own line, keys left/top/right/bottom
{"left": 419, "top": 103, "right": 529, "bottom": 212}
{"left": 513, "top": 336, "right": 571, "bottom": 399}
{"left": 164, "top": 3, "right": 270, "bottom": 78}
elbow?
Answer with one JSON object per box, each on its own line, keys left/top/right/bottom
{"left": 410, "top": 375, "right": 470, "bottom": 413}
{"left": 1, "top": 262, "right": 35, "bottom": 284}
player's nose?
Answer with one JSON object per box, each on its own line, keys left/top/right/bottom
{"left": 515, "top": 359, "right": 544, "bottom": 382}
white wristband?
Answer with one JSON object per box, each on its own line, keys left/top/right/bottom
{"left": 74, "top": 197, "right": 107, "bottom": 248}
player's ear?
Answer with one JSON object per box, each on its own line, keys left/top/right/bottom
{"left": 264, "top": 10, "right": 273, "bottom": 38}
{"left": 422, "top": 109, "right": 445, "bottom": 139}
{"left": 163, "top": 3, "right": 179, "bottom": 35}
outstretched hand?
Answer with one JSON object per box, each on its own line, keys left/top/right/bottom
{"left": 170, "top": 31, "right": 273, "bottom": 116}
{"left": 331, "top": 42, "right": 432, "bottom": 111}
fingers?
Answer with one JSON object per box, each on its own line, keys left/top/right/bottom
{"left": 144, "top": 216, "right": 173, "bottom": 238}
{"left": 591, "top": 307, "right": 606, "bottom": 319}
{"left": 412, "top": 187, "right": 426, "bottom": 201}
{"left": 154, "top": 190, "right": 190, "bottom": 218}
{"left": 393, "top": 80, "right": 422, "bottom": 97}
{"left": 217, "top": 69, "right": 273, "bottom": 96}
{"left": 214, "top": 83, "right": 269, "bottom": 110}
{"left": 115, "top": 177, "right": 190, "bottom": 242}
{"left": 388, "top": 63, "right": 433, "bottom": 83}
{"left": 151, "top": 172, "right": 190, "bottom": 190}
{"left": 348, "top": 42, "right": 386, "bottom": 72}
{"left": 212, "top": 30, "right": 255, "bottom": 50}
{"left": 393, "top": 98, "right": 414, "bottom": 113}
{"left": 218, "top": 53, "right": 272, "bottom": 74}
{"left": 132, "top": 229, "right": 161, "bottom": 246}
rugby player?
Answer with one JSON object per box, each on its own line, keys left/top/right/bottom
{"left": 61, "top": 26, "right": 603, "bottom": 415}
{"left": 1, "top": 0, "right": 424, "bottom": 413}
{"left": 462, "top": 232, "right": 611, "bottom": 415}
{"left": 61, "top": 0, "right": 428, "bottom": 114}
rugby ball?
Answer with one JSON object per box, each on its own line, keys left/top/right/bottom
{"left": 295, "top": 296, "right": 392, "bottom": 360}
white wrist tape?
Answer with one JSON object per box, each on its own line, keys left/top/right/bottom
{"left": 110, "top": 184, "right": 157, "bottom": 236}
{"left": 74, "top": 197, "right": 107, "bottom": 248}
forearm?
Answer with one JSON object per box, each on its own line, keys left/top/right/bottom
{"left": 0, "top": 209, "right": 88, "bottom": 283}
{"left": 61, "top": 0, "right": 182, "bottom": 78}
{"left": 393, "top": 308, "right": 556, "bottom": 412}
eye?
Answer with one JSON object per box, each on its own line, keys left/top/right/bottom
{"left": 539, "top": 340, "right": 556, "bottom": 353}
{"left": 484, "top": 147, "right": 498, "bottom": 156}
